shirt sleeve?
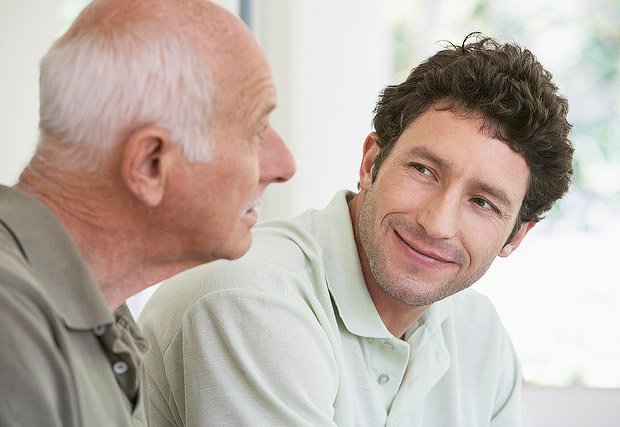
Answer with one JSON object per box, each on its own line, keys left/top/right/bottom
{"left": 0, "top": 284, "right": 78, "bottom": 427}
{"left": 490, "top": 328, "right": 530, "bottom": 426}
{"left": 161, "top": 287, "right": 341, "bottom": 426}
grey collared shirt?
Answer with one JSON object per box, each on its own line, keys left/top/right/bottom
{"left": 0, "top": 185, "right": 148, "bottom": 426}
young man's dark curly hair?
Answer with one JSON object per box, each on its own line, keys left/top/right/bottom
{"left": 371, "top": 33, "right": 574, "bottom": 243}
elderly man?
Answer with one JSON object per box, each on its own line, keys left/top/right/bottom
{"left": 140, "top": 35, "right": 573, "bottom": 426}
{"left": 0, "top": 0, "right": 294, "bottom": 425}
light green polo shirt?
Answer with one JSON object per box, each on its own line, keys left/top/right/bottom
{"left": 140, "top": 190, "right": 528, "bottom": 426}
{"left": 0, "top": 185, "right": 148, "bottom": 426}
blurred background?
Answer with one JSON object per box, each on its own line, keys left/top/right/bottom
{"left": 1, "top": 0, "right": 618, "bottom": 425}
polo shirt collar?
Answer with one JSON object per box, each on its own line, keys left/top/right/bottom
{"left": 310, "top": 190, "right": 392, "bottom": 339}
{"left": 310, "top": 190, "right": 452, "bottom": 339}
{"left": 0, "top": 185, "right": 113, "bottom": 329}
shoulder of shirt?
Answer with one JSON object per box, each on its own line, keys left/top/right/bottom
{"left": 251, "top": 216, "right": 323, "bottom": 265}
{"left": 139, "top": 216, "right": 324, "bottom": 327}
{"left": 449, "top": 288, "right": 500, "bottom": 316}
{"left": 0, "top": 222, "right": 47, "bottom": 310}
{"left": 162, "top": 217, "right": 319, "bottom": 294}
{"left": 0, "top": 254, "right": 53, "bottom": 335}
{"left": 446, "top": 288, "right": 508, "bottom": 339}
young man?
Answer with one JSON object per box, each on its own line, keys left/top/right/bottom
{"left": 140, "top": 36, "right": 573, "bottom": 426}
{"left": 0, "top": 0, "right": 295, "bottom": 425}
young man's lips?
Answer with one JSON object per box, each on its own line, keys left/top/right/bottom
{"left": 394, "top": 229, "right": 454, "bottom": 264}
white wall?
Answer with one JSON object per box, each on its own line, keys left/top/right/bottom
{"left": 0, "top": 0, "right": 64, "bottom": 185}
{"left": 255, "top": 0, "right": 391, "bottom": 220}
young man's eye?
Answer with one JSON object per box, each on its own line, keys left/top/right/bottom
{"left": 472, "top": 197, "right": 499, "bottom": 213}
{"left": 410, "top": 163, "right": 433, "bottom": 176}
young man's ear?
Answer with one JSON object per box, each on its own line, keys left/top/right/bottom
{"left": 359, "top": 132, "right": 380, "bottom": 190}
{"left": 499, "top": 220, "right": 537, "bottom": 257}
{"left": 120, "top": 127, "right": 173, "bottom": 207}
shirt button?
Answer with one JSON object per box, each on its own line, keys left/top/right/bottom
{"left": 383, "top": 342, "right": 394, "bottom": 352}
{"left": 92, "top": 325, "right": 107, "bottom": 337}
{"left": 377, "top": 374, "right": 390, "bottom": 385}
{"left": 113, "top": 361, "right": 128, "bottom": 375}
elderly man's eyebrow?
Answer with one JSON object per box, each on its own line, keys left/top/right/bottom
{"left": 256, "top": 102, "right": 276, "bottom": 124}
{"left": 263, "top": 102, "right": 276, "bottom": 115}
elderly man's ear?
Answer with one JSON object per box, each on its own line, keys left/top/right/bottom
{"left": 120, "top": 127, "right": 175, "bottom": 207}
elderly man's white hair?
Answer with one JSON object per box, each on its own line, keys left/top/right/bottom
{"left": 37, "top": 0, "right": 224, "bottom": 171}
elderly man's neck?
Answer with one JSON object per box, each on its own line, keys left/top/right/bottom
{"left": 16, "top": 152, "right": 189, "bottom": 310}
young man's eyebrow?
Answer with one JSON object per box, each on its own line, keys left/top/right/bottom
{"left": 407, "top": 146, "right": 517, "bottom": 212}
{"left": 470, "top": 178, "right": 515, "bottom": 211}
{"left": 406, "top": 146, "right": 452, "bottom": 170}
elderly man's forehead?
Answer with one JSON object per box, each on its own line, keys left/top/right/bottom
{"left": 65, "top": 0, "right": 238, "bottom": 37}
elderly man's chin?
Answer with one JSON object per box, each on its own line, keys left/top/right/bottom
{"left": 221, "top": 214, "right": 257, "bottom": 261}
{"left": 190, "top": 206, "right": 259, "bottom": 264}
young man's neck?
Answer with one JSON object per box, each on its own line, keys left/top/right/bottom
{"left": 348, "top": 192, "right": 428, "bottom": 339}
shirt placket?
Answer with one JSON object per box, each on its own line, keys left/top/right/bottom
{"left": 370, "top": 337, "right": 410, "bottom": 414}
